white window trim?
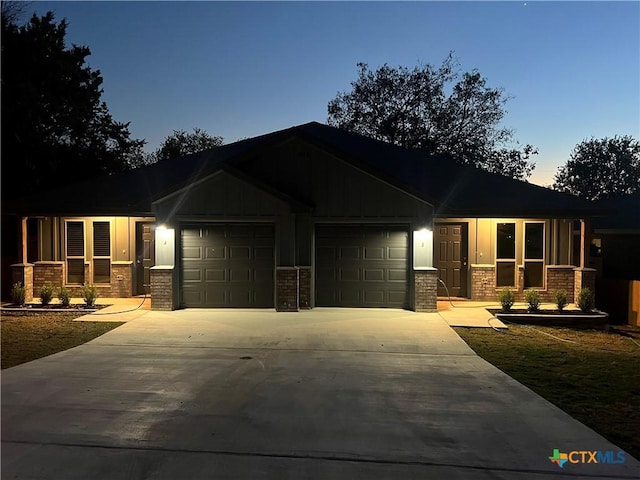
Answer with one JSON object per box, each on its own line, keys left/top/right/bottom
{"left": 495, "top": 221, "right": 516, "bottom": 287}
{"left": 523, "top": 221, "right": 546, "bottom": 289}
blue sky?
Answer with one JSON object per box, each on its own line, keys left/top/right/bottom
{"left": 30, "top": 1, "right": 639, "bottom": 186}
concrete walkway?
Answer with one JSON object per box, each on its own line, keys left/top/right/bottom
{"left": 2, "top": 309, "right": 638, "bottom": 479}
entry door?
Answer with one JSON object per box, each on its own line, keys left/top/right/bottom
{"left": 135, "top": 223, "right": 155, "bottom": 295}
{"left": 434, "top": 223, "right": 468, "bottom": 297}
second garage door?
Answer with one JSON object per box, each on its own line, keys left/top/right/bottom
{"left": 181, "top": 224, "right": 274, "bottom": 307}
{"left": 315, "top": 225, "right": 409, "bottom": 308}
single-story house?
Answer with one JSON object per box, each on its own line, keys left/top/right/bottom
{"left": 5, "top": 122, "right": 600, "bottom": 312}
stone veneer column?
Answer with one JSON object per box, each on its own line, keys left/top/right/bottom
{"left": 276, "top": 267, "right": 299, "bottom": 312}
{"left": 10, "top": 263, "right": 34, "bottom": 302}
{"left": 414, "top": 268, "right": 438, "bottom": 312}
{"left": 574, "top": 267, "right": 597, "bottom": 304}
{"left": 150, "top": 266, "right": 176, "bottom": 311}
{"left": 298, "top": 266, "right": 312, "bottom": 309}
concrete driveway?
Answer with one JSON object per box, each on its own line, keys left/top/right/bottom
{"left": 2, "top": 309, "right": 638, "bottom": 479}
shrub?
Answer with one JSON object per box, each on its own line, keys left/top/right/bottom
{"left": 82, "top": 283, "right": 98, "bottom": 308}
{"left": 498, "top": 287, "right": 515, "bottom": 312}
{"left": 524, "top": 289, "right": 541, "bottom": 312}
{"left": 555, "top": 290, "right": 568, "bottom": 312}
{"left": 58, "top": 286, "right": 71, "bottom": 307}
{"left": 577, "top": 287, "right": 594, "bottom": 313}
{"left": 11, "top": 282, "right": 26, "bottom": 306}
{"left": 40, "top": 282, "right": 55, "bottom": 306}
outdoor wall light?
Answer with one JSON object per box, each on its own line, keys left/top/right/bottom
{"left": 416, "top": 228, "right": 431, "bottom": 245}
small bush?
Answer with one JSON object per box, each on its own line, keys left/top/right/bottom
{"left": 577, "top": 287, "right": 594, "bottom": 313}
{"left": 555, "top": 290, "right": 568, "bottom": 312}
{"left": 40, "top": 282, "right": 55, "bottom": 306}
{"left": 524, "top": 289, "right": 541, "bottom": 312}
{"left": 498, "top": 287, "right": 515, "bottom": 312}
{"left": 82, "top": 283, "right": 98, "bottom": 308}
{"left": 11, "top": 282, "right": 26, "bottom": 306}
{"left": 58, "top": 286, "right": 71, "bottom": 307}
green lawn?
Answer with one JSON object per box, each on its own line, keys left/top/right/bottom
{"left": 1, "top": 312, "right": 124, "bottom": 369}
{"left": 455, "top": 323, "right": 640, "bottom": 461}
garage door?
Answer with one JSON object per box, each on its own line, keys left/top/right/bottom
{"left": 181, "top": 224, "right": 274, "bottom": 307}
{"left": 315, "top": 225, "right": 409, "bottom": 308}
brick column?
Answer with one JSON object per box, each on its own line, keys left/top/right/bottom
{"left": 150, "top": 266, "right": 176, "bottom": 311}
{"left": 10, "top": 263, "right": 34, "bottom": 303}
{"left": 111, "top": 261, "right": 133, "bottom": 298}
{"left": 470, "top": 264, "right": 496, "bottom": 301}
{"left": 574, "top": 267, "right": 597, "bottom": 303}
{"left": 298, "top": 266, "right": 312, "bottom": 309}
{"left": 276, "top": 267, "right": 299, "bottom": 312}
{"left": 414, "top": 268, "right": 437, "bottom": 312}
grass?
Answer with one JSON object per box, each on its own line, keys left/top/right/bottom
{"left": 455, "top": 323, "right": 640, "bottom": 461}
{"left": 1, "top": 312, "right": 124, "bottom": 369}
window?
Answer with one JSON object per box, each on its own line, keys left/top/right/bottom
{"left": 66, "top": 221, "right": 85, "bottom": 284}
{"left": 524, "top": 222, "right": 544, "bottom": 288}
{"left": 496, "top": 223, "right": 516, "bottom": 287}
{"left": 93, "top": 221, "right": 111, "bottom": 284}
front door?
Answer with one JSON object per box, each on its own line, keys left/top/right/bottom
{"left": 434, "top": 223, "right": 468, "bottom": 298}
{"left": 135, "top": 223, "right": 155, "bottom": 295}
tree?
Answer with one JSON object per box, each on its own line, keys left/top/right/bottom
{"left": 553, "top": 136, "right": 640, "bottom": 200}
{"left": 1, "top": 10, "right": 145, "bottom": 199}
{"left": 151, "top": 128, "right": 224, "bottom": 163}
{"left": 327, "top": 57, "right": 537, "bottom": 180}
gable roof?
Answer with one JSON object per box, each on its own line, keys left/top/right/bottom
{"left": 9, "top": 121, "right": 599, "bottom": 218}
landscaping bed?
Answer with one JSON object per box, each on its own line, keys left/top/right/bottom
{"left": 489, "top": 308, "right": 609, "bottom": 329}
{"left": 455, "top": 324, "right": 640, "bottom": 461}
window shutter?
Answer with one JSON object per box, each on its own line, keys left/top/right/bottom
{"left": 93, "top": 222, "right": 111, "bottom": 257}
{"left": 67, "top": 222, "right": 84, "bottom": 256}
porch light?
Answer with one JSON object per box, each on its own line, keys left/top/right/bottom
{"left": 416, "top": 228, "right": 431, "bottom": 245}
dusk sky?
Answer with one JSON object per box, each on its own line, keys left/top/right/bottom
{"left": 30, "top": 1, "right": 640, "bottom": 187}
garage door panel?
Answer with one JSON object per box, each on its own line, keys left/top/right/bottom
{"left": 363, "top": 290, "right": 385, "bottom": 304}
{"left": 317, "top": 247, "right": 336, "bottom": 260}
{"left": 364, "top": 269, "right": 384, "bottom": 281}
{"left": 182, "top": 289, "right": 203, "bottom": 306}
{"left": 205, "top": 247, "right": 225, "bottom": 259}
{"left": 316, "top": 225, "right": 408, "bottom": 308}
{"left": 230, "top": 246, "right": 251, "bottom": 260}
{"left": 183, "top": 269, "right": 202, "bottom": 282}
{"left": 364, "top": 247, "right": 384, "bottom": 259}
{"left": 389, "top": 247, "right": 408, "bottom": 260}
{"left": 388, "top": 269, "right": 408, "bottom": 282}
{"left": 205, "top": 269, "right": 226, "bottom": 282}
{"left": 182, "top": 246, "right": 202, "bottom": 259}
{"left": 181, "top": 224, "right": 274, "bottom": 308}
{"left": 340, "top": 268, "right": 360, "bottom": 281}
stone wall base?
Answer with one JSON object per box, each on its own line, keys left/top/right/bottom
{"left": 470, "top": 264, "right": 596, "bottom": 304}
{"left": 276, "top": 267, "right": 299, "bottom": 312}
